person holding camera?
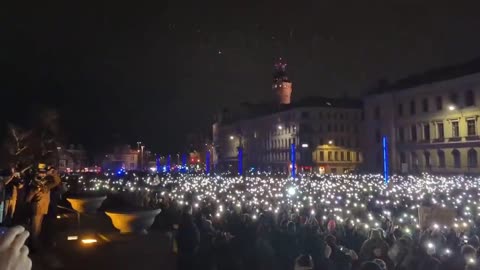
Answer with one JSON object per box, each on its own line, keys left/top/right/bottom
{"left": 26, "top": 164, "right": 60, "bottom": 249}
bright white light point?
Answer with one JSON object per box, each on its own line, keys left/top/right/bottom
{"left": 448, "top": 105, "right": 456, "bottom": 111}
{"left": 229, "top": 136, "right": 234, "bottom": 140}
{"left": 252, "top": 215, "right": 257, "bottom": 220}
{"left": 287, "top": 187, "right": 296, "bottom": 196}
{"left": 301, "top": 143, "right": 309, "bottom": 148}
{"left": 427, "top": 242, "right": 434, "bottom": 249}
{"left": 278, "top": 125, "right": 283, "bottom": 130}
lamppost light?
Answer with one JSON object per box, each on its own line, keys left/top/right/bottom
{"left": 301, "top": 143, "right": 309, "bottom": 148}
{"left": 278, "top": 125, "right": 283, "bottom": 130}
{"left": 328, "top": 140, "right": 333, "bottom": 145}
{"left": 229, "top": 136, "right": 234, "bottom": 140}
{"left": 448, "top": 105, "right": 456, "bottom": 111}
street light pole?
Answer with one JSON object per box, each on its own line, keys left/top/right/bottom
{"left": 140, "top": 145, "right": 145, "bottom": 171}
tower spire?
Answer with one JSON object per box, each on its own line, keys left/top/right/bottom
{"left": 272, "top": 58, "right": 292, "bottom": 105}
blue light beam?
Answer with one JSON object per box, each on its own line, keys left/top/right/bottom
{"left": 382, "top": 136, "right": 389, "bottom": 185}
{"left": 290, "top": 143, "right": 296, "bottom": 178}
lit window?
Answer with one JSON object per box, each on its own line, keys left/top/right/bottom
{"left": 452, "top": 121, "right": 460, "bottom": 137}
{"left": 467, "top": 119, "right": 476, "bottom": 136}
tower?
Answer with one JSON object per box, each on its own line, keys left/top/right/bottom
{"left": 272, "top": 58, "right": 292, "bottom": 105}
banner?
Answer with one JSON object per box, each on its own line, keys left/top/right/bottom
{"left": 418, "top": 206, "right": 455, "bottom": 228}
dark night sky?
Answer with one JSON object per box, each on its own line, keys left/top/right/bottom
{"left": 2, "top": 0, "right": 480, "bottom": 154}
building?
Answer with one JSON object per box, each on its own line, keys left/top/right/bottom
{"left": 102, "top": 145, "right": 140, "bottom": 171}
{"left": 363, "top": 59, "right": 480, "bottom": 174}
{"left": 213, "top": 59, "right": 363, "bottom": 174}
{"left": 57, "top": 144, "right": 88, "bottom": 172}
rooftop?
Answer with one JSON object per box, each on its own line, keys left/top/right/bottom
{"left": 220, "top": 96, "right": 362, "bottom": 125}
{"left": 369, "top": 57, "right": 480, "bottom": 95}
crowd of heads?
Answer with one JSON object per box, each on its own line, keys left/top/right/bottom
{"left": 71, "top": 172, "right": 480, "bottom": 269}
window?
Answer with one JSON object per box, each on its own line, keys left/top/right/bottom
{"left": 398, "top": 127, "right": 405, "bottom": 142}
{"left": 375, "top": 129, "right": 381, "bottom": 143}
{"left": 452, "top": 121, "right": 460, "bottom": 137}
{"left": 397, "top": 103, "right": 403, "bottom": 116}
{"left": 341, "top": 152, "right": 345, "bottom": 161}
{"left": 411, "top": 125, "right": 417, "bottom": 141}
{"left": 436, "top": 96, "right": 443, "bottom": 111}
{"left": 320, "top": 151, "right": 324, "bottom": 161}
{"left": 356, "top": 152, "right": 360, "bottom": 162}
{"left": 328, "top": 151, "right": 332, "bottom": 161}
{"left": 438, "top": 150, "right": 446, "bottom": 168}
{"left": 59, "top": 159, "right": 66, "bottom": 168}
{"left": 347, "top": 152, "right": 351, "bottom": 161}
{"left": 410, "top": 100, "right": 416, "bottom": 115}
{"left": 467, "top": 119, "right": 477, "bottom": 136}
{"left": 437, "top": 122, "right": 444, "bottom": 139}
{"left": 400, "top": 152, "right": 406, "bottom": 164}
{"left": 354, "top": 125, "right": 359, "bottom": 132}
{"left": 326, "top": 113, "right": 331, "bottom": 119}
{"left": 452, "top": 149, "right": 461, "bottom": 168}
{"left": 327, "top": 124, "right": 332, "bottom": 132}
{"left": 468, "top": 149, "right": 478, "bottom": 168}
{"left": 339, "top": 113, "right": 344, "bottom": 120}
{"left": 374, "top": 106, "right": 380, "bottom": 120}
{"left": 422, "top": 98, "right": 429, "bottom": 112}
{"left": 318, "top": 112, "right": 323, "bottom": 119}
{"left": 339, "top": 124, "right": 344, "bottom": 132}
{"left": 450, "top": 93, "right": 459, "bottom": 104}
{"left": 334, "top": 151, "right": 339, "bottom": 161}
{"left": 411, "top": 152, "right": 419, "bottom": 169}
{"left": 340, "top": 137, "right": 345, "bottom": 146}
{"left": 130, "top": 163, "right": 135, "bottom": 169}
{"left": 424, "top": 152, "right": 431, "bottom": 169}
{"left": 465, "top": 90, "right": 475, "bottom": 106}
{"left": 333, "top": 124, "right": 338, "bottom": 132}
{"left": 333, "top": 113, "right": 337, "bottom": 119}
{"left": 423, "top": 124, "right": 430, "bottom": 141}
{"left": 301, "top": 111, "right": 310, "bottom": 119}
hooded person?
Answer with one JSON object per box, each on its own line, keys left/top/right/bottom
{"left": 359, "top": 229, "right": 390, "bottom": 262}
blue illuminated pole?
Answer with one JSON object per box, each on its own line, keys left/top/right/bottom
{"left": 167, "top": 155, "right": 171, "bottom": 173}
{"left": 182, "top": 154, "right": 187, "bottom": 173}
{"left": 238, "top": 147, "right": 243, "bottom": 175}
{"left": 382, "top": 136, "right": 390, "bottom": 185}
{"left": 290, "top": 143, "right": 296, "bottom": 178}
{"left": 156, "top": 155, "right": 161, "bottom": 173}
{"left": 206, "top": 151, "right": 211, "bottom": 174}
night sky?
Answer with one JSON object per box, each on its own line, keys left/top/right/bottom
{"left": 2, "top": 0, "right": 480, "bottom": 154}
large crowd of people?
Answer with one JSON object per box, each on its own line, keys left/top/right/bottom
{"left": 149, "top": 173, "right": 480, "bottom": 270}
{"left": 5, "top": 169, "right": 480, "bottom": 270}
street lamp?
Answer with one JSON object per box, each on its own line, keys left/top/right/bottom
{"left": 229, "top": 136, "right": 234, "bottom": 140}
{"left": 278, "top": 125, "right": 283, "bottom": 130}
{"left": 448, "top": 105, "right": 456, "bottom": 111}
{"left": 137, "top": 141, "right": 142, "bottom": 151}
{"left": 328, "top": 140, "right": 333, "bottom": 145}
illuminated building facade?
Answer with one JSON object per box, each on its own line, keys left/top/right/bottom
{"left": 213, "top": 59, "right": 362, "bottom": 174}
{"left": 102, "top": 145, "right": 140, "bottom": 171}
{"left": 363, "top": 62, "right": 480, "bottom": 174}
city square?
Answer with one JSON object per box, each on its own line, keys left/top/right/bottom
{"left": 2, "top": 1, "right": 480, "bottom": 270}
